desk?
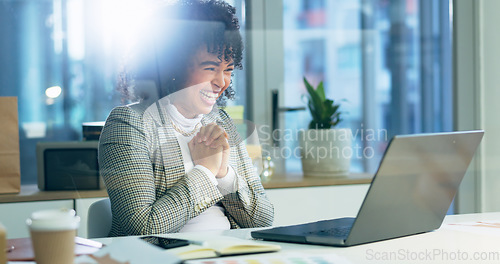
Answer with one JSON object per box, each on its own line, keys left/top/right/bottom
{"left": 10, "top": 212, "right": 500, "bottom": 264}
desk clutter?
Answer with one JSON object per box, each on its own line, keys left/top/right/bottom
{"left": 7, "top": 236, "right": 99, "bottom": 262}
{"left": 5, "top": 234, "right": 350, "bottom": 264}
{"left": 6, "top": 209, "right": 83, "bottom": 264}
{"left": 74, "top": 235, "right": 280, "bottom": 264}
{"left": 4, "top": 208, "right": 103, "bottom": 263}
{"left": 75, "top": 238, "right": 179, "bottom": 264}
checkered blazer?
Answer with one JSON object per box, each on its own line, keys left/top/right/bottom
{"left": 98, "top": 100, "right": 274, "bottom": 236}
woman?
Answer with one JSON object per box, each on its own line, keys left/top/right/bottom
{"left": 98, "top": 0, "right": 274, "bottom": 236}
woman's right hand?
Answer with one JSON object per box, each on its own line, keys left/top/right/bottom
{"left": 188, "top": 136, "right": 223, "bottom": 175}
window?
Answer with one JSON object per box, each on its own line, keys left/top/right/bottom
{"left": 273, "top": 0, "right": 453, "bottom": 174}
{"left": 1, "top": 0, "right": 117, "bottom": 184}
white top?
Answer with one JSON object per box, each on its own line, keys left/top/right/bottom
{"left": 164, "top": 103, "right": 238, "bottom": 232}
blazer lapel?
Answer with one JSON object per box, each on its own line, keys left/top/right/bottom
{"left": 148, "top": 100, "right": 186, "bottom": 187}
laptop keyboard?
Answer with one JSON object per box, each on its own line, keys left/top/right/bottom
{"left": 306, "top": 226, "right": 352, "bottom": 237}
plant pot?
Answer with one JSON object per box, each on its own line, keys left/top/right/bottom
{"left": 298, "top": 128, "right": 352, "bottom": 177}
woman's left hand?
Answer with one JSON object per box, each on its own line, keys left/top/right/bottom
{"left": 195, "top": 123, "right": 230, "bottom": 178}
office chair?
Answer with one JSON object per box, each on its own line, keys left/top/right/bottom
{"left": 87, "top": 198, "right": 112, "bottom": 238}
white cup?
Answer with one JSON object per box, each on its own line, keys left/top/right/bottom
{"left": 26, "top": 209, "right": 80, "bottom": 264}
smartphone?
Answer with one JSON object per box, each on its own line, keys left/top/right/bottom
{"left": 140, "top": 236, "right": 190, "bottom": 250}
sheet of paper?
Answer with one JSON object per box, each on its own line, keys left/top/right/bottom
{"left": 74, "top": 237, "right": 180, "bottom": 264}
{"left": 184, "top": 252, "right": 351, "bottom": 264}
{"left": 443, "top": 221, "right": 500, "bottom": 237}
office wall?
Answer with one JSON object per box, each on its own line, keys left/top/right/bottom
{"left": 455, "top": 0, "right": 500, "bottom": 213}
{"left": 477, "top": 0, "right": 500, "bottom": 212}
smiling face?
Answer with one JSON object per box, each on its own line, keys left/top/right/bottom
{"left": 169, "top": 47, "right": 234, "bottom": 119}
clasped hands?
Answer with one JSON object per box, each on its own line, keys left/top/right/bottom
{"left": 188, "top": 123, "right": 230, "bottom": 178}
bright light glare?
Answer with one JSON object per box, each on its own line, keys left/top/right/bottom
{"left": 101, "top": 0, "right": 156, "bottom": 53}
{"left": 45, "top": 86, "right": 62, "bottom": 98}
{"left": 67, "top": 0, "right": 85, "bottom": 60}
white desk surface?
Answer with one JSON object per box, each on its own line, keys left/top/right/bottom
{"left": 10, "top": 212, "right": 500, "bottom": 264}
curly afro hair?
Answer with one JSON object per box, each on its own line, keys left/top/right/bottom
{"left": 117, "top": 0, "right": 243, "bottom": 106}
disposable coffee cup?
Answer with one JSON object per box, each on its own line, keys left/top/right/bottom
{"left": 26, "top": 209, "right": 80, "bottom": 264}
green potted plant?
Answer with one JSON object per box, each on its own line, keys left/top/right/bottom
{"left": 299, "top": 77, "right": 351, "bottom": 177}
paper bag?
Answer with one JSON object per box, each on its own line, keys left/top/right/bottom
{"left": 0, "top": 97, "right": 20, "bottom": 194}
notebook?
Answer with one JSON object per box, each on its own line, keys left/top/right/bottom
{"left": 251, "top": 130, "right": 484, "bottom": 247}
{"left": 166, "top": 236, "right": 281, "bottom": 260}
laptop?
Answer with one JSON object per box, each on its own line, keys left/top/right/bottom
{"left": 251, "top": 130, "right": 484, "bottom": 247}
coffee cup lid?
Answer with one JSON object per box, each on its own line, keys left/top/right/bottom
{"left": 26, "top": 208, "right": 80, "bottom": 231}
